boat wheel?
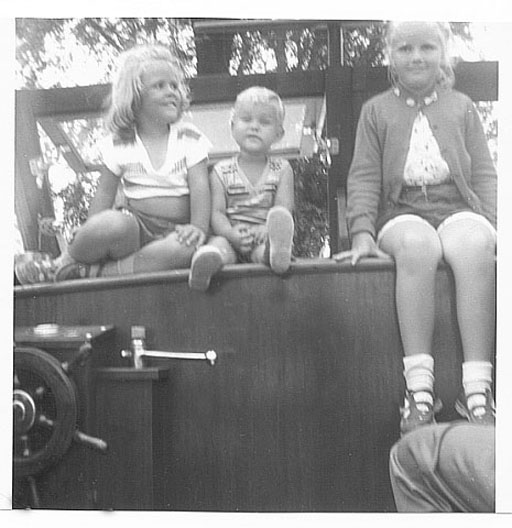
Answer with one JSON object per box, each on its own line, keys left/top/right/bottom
{"left": 13, "top": 346, "right": 79, "bottom": 478}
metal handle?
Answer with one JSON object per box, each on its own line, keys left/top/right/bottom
{"left": 121, "top": 326, "right": 217, "bottom": 368}
{"left": 122, "top": 348, "right": 217, "bottom": 367}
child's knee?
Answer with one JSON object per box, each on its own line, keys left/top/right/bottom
{"left": 443, "top": 226, "right": 495, "bottom": 262}
{"left": 462, "top": 227, "right": 495, "bottom": 256}
{"left": 161, "top": 231, "right": 196, "bottom": 258}
{"left": 395, "top": 230, "right": 442, "bottom": 263}
{"left": 84, "top": 210, "right": 135, "bottom": 237}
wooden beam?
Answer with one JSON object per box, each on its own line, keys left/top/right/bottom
{"left": 190, "top": 71, "right": 326, "bottom": 104}
{"left": 38, "top": 118, "right": 90, "bottom": 174}
{"left": 16, "top": 71, "right": 326, "bottom": 119}
{"left": 15, "top": 91, "right": 59, "bottom": 254}
{"left": 17, "top": 84, "right": 111, "bottom": 120}
{"left": 454, "top": 61, "right": 499, "bottom": 101}
{"left": 192, "top": 19, "right": 379, "bottom": 33}
{"left": 15, "top": 62, "right": 497, "bottom": 121}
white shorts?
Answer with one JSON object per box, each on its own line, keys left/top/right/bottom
{"left": 377, "top": 211, "right": 496, "bottom": 246}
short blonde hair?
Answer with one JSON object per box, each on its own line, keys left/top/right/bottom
{"left": 232, "top": 86, "right": 286, "bottom": 125}
{"left": 385, "top": 21, "right": 455, "bottom": 90}
{"left": 106, "top": 44, "right": 190, "bottom": 142}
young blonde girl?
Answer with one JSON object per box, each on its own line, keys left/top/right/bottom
{"left": 16, "top": 44, "right": 211, "bottom": 283}
{"left": 188, "top": 86, "right": 295, "bottom": 291}
{"left": 335, "top": 22, "right": 497, "bottom": 434}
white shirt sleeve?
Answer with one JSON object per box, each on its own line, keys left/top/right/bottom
{"left": 98, "top": 136, "right": 123, "bottom": 177}
{"left": 183, "top": 124, "right": 213, "bottom": 168}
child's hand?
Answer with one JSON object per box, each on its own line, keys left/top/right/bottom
{"left": 176, "top": 224, "right": 206, "bottom": 248}
{"left": 249, "top": 225, "right": 267, "bottom": 246}
{"left": 229, "top": 224, "right": 254, "bottom": 255}
{"left": 332, "top": 232, "right": 390, "bottom": 265}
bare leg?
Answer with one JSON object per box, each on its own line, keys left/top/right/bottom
{"left": 439, "top": 219, "right": 496, "bottom": 362}
{"left": 379, "top": 220, "right": 443, "bottom": 357}
{"left": 68, "top": 210, "right": 140, "bottom": 263}
{"left": 207, "top": 236, "right": 238, "bottom": 265}
{"left": 380, "top": 219, "right": 443, "bottom": 433}
{"left": 250, "top": 243, "right": 267, "bottom": 264}
{"left": 100, "top": 231, "right": 196, "bottom": 276}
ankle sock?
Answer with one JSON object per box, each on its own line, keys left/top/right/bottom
{"left": 462, "top": 361, "right": 492, "bottom": 410}
{"left": 403, "top": 354, "right": 435, "bottom": 401}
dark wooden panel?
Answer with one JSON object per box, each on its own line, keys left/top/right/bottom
{"left": 14, "top": 261, "right": 468, "bottom": 511}
{"left": 191, "top": 71, "right": 326, "bottom": 103}
{"left": 94, "top": 368, "right": 169, "bottom": 510}
{"left": 454, "top": 61, "right": 499, "bottom": 101}
{"left": 325, "top": 65, "right": 353, "bottom": 252}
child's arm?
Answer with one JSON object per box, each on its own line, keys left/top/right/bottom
{"left": 176, "top": 159, "right": 210, "bottom": 247}
{"left": 274, "top": 161, "right": 295, "bottom": 212}
{"left": 87, "top": 166, "right": 120, "bottom": 218}
{"left": 346, "top": 101, "right": 384, "bottom": 239}
{"left": 465, "top": 102, "right": 497, "bottom": 227}
{"left": 210, "top": 169, "right": 253, "bottom": 254}
{"left": 334, "top": 101, "right": 389, "bottom": 264}
{"left": 333, "top": 231, "right": 389, "bottom": 265}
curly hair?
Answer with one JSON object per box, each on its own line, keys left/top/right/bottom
{"left": 385, "top": 21, "right": 456, "bottom": 90}
{"left": 105, "top": 44, "right": 191, "bottom": 143}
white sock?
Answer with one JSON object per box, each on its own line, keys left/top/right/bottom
{"left": 462, "top": 361, "right": 492, "bottom": 409}
{"left": 403, "top": 354, "right": 435, "bottom": 403}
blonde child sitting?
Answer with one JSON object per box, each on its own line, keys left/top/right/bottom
{"left": 334, "top": 22, "right": 496, "bottom": 434}
{"left": 15, "top": 44, "right": 211, "bottom": 284}
{"left": 189, "top": 86, "right": 295, "bottom": 291}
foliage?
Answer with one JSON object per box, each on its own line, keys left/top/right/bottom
{"left": 291, "top": 156, "right": 329, "bottom": 258}
{"left": 16, "top": 18, "right": 196, "bottom": 89}
{"left": 343, "top": 23, "right": 387, "bottom": 67}
{"left": 52, "top": 173, "right": 99, "bottom": 241}
{"left": 476, "top": 101, "right": 498, "bottom": 164}
{"left": 230, "top": 27, "right": 328, "bottom": 74}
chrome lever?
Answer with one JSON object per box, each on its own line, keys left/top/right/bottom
{"left": 121, "top": 326, "right": 217, "bottom": 368}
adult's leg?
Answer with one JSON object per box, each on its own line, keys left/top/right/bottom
{"left": 389, "top": 422, "right": 495, "bottom": 512}
{"left": 436, "top": 423, "right": 495, "bottom": 511}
